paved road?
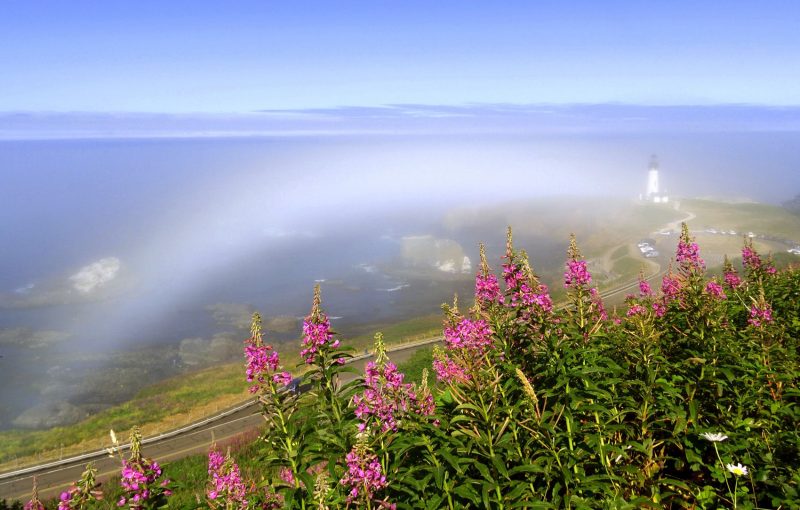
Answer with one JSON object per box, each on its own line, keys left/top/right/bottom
{"left": 0, "top": 404, "right": 264, "bottom": 502}
{"left": 0, "top": 339, "right": 438, "bottom": 502}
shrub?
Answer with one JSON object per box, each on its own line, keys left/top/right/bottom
{"left": 242, "top": 224, "right": 798, "bottom": 508}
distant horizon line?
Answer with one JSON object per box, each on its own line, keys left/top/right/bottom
{"left": 3, "top": 101, "right": 800, "bottom": 116}
{"left": 2, "top": 102, "right": 798, "bottom": 141}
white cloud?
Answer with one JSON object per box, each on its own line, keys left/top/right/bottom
{"left": 69, "top": 257, "right": 121, "bottom": 293}
{"left": 0, "top": 256, "right": 125, "bottom": 308}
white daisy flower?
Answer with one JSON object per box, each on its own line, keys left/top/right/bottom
{"left": 701, "top": 432, "right": 728, "bottom": 442}
{"left": 726, "top": 463, "right": 748, "bottom": 476}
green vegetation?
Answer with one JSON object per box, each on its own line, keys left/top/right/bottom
{"left": 610, "top": 244, "right": 629, "bottom": 260}
{"left": 0, "top": 363, "right": 250, "bottom": 467}
{"left": 685, "top": 198, "right": 800, "bottom": 239}
{"left": 344, "top": 314, "right": 441, "bottom": 351}
{"left": 8, "top": 224, "right": 800, "bottom": 509}
{"left": 394, "top": 346, "right": 434, "bottom": 385}
{"left": 223, "top": 228, "right": 796, "bottom": 508}
{"left": 610, "top": 255, "right": 644, "bottom": 280}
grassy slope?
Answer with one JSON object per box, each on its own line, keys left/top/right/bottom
{"left": 682, "top": 199, "right": 800, "bottom": 268}
{"left": 684, "top": 198, "right": 800, "bottom": 238}
{"left": 0, "top": 363, "right": 251, "bottom": 468}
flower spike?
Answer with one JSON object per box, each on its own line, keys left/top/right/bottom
{"left": 479, "top": 243, "right": 490, "bottom": 276}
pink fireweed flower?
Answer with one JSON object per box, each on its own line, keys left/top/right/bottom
{"left": 705, "top": 280, "right": 726, "bottom": 300}
{"left": 501, "top": 227, "right": 520, "bottom": 289}
{"left": 118, "top": 427, "right": 171, "bottom": 509}
{"left": 272, "top": 371, "right": 292, "bottom": 387}
{"left": 206, "top": 449, "right": 248, "bottom": 507}
{"left": 25, "top": 500, "right": 44, "bottom": 510}
{"left": 443, "top": 317, "right": 493, "bottom": 354}
{"left": 518, "top": 282, "right": 553, "bottom": 313}
{"left": 742, "top": 246, "right": 762, "bottom": 270}
{"left": 416, "top": 391, "right": 435, "bottom": 417}
{"left": 589, "top": 287, "right": 608, "bottom": 321}
{"left": 652, "top": 301, "right": 667, "bottom": 317}
{"left": 564, "top": 234, "right": 592, "bottom": 289}
{"left": 475, "top": 243, "right": 504, "bottom": 306}
{"left": 504, "top": 268, "right": 553, "bottom": 313}
{"left": 279, "top": 467, "right": 295, "bottom": 485}
{"left": 300, "top": 317, "right": 333, "bottom": 364}
{"left": 299, "top": 284, "right": 341, "bottom": 364}
{"left": 475, "top": 272, "right": 503, "bottom": 304}
{"left": 353, "top": 360, "right": 431, "bottom": 432}
{"left": 742, "top": 243, "right": 775, "bottom": 275}
{"left": 340, "top": 448, "right": 388, "bottom": 505}
{"left": 245, "top": 312, "right": 281, "bottom": 393}
{"left": 638, "top": 277, "right": 653, "bottom": 297}
{"left": 58, "top": 484, "right": 102, "bottom": 510}
{"left": 500, "top": 236, "right": 549, "bottom": 313}
{"left": 432, "top": 353, "right": 470, "bottom": 384}
{"left": 244, "top": 343, "right": 280, "bottom": 392}
{"left": 676, "top": 240, "right": 705, "bottom": 271}
{"left": 724, "top": 270, "right": 742, "bottom": 289}
{"left": 58, "top": 489, "right": 77, "bottom": 510}
{"left": 661, "top": 273, "right": 682, "bottom": 300}
{"left": 626, "top": 304, "right": 647, "bottom": 317}
{"left": 502, "top": 261, "right": 535, "bottom": 309}
{"left": 564, "top": 259, "right": 592, "bottom": 288}
{"left": 748, "top": 304, "right": 774, "bottom": 328}
{"left": 208, "top": 449, "right": 225, "bottom": 473}
{"left": 676, "top": 223, "right": 705, "bottom": 273}
{"left": 24, "top": 478, "right": 45, "bottom": 510}
{"left": 58, "top": 465, "right": 103, "bottom": 510}
{"left": 502, "top": 261, "right": 523, "bottom": 291}
{"left": 119, "top": 459, "right": 170, "bottom": 509}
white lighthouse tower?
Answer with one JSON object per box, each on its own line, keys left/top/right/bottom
{"left": 645, "top": 155, "right": 668, "bottom": 203}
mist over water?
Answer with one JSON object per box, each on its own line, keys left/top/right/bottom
{"left": 2, "top": 127, "right": 800, "bottom": 429}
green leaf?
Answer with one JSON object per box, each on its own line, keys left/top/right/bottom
{"left": 473, "top": 460, "right": 494, "bottom": 483}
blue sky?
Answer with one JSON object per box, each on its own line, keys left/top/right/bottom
{"left": 1, "top": 1, "right": 799, "bottom": 112}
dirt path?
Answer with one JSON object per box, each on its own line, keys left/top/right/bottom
{"left": 666, "top": 202, "right": 696, "bottom": 232}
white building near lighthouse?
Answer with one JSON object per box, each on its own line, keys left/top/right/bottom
{"left": 644, "top": 155, "right": 669, "bottom": 203}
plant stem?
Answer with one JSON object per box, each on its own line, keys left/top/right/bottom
{"left": 713, "top": 443, "right": 734, "bottom": 506}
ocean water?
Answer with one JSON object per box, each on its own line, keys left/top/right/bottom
{"left": 1, "top": 132, "right": 799, "bottom": 428}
